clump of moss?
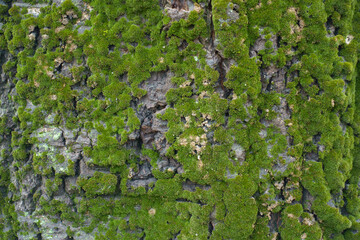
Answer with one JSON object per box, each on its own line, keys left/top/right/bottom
{"left": 77, "top": 171, "right": 118, "bottom": 197}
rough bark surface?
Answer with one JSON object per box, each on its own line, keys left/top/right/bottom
{"left": 1, "top": 0, "right": 360, "bottom": 239}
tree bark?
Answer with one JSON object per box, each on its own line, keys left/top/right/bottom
{"left": 0, "top": 0, "right": 360, "bottom": 239}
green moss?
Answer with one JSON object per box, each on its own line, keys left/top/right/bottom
{"left": 123, "top": 24, "right": 144, "bottom": 43}
{"left": 87, "top": 133, "right": 134, "bottom": 171}
{"left": 149, "top": 178, "right": 181, "bottom": 200}
{"left": 1, "top": 0, "right": 359, "bottom": 238}
{"left": 77, "top": 171, "right": 118, "bottom": 197}
{"left": 45, "top": 177, "right": 62, "bottom": 196}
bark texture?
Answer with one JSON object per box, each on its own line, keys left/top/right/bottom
{"left": 1, "top": 0, "right": 360, "bottom": 239}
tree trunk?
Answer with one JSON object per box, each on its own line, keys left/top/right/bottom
{"left": 0, "top": 0, "right": 360, "bottom": 239}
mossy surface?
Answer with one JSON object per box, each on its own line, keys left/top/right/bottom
{"left": 0, "top": 0, "right": 360, "bottom": 239}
